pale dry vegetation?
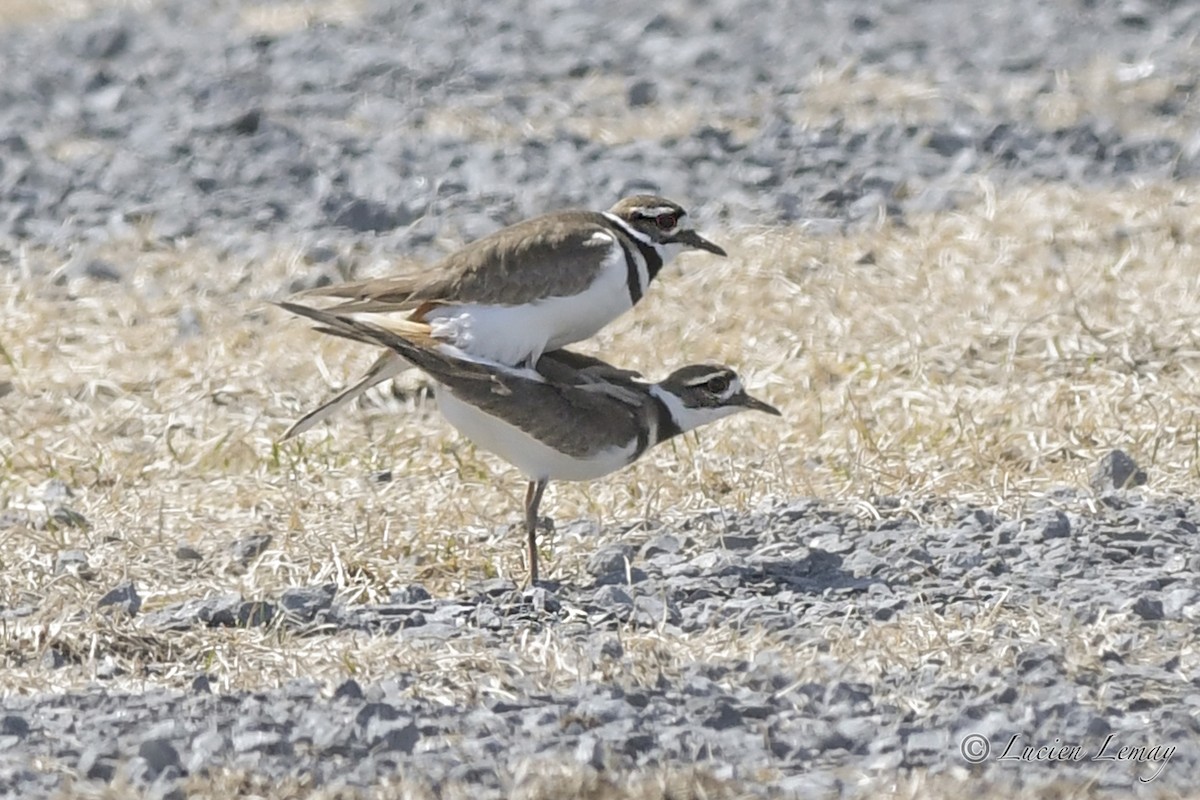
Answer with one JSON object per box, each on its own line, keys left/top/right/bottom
{"left": 2, "top": 180, "right": 1199, "bottom": 686}
{"left": 2, "top": 181, "right": 1200, "bottom": 797}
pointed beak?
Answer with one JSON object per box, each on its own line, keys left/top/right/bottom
{"left": 671, "top": 228, "right": 727, "bottom": 257}
{"left": 738, "top": 393, "right": 782, "bottom": 417}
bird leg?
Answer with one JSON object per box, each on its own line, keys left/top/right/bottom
{"left": 524, "top": 479, "right": 549, "bottom": 585}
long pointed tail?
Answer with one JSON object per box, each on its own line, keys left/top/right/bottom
{"left": 281, "top": 351, "right": 408, "bottom": 440}
{"left": 278, "top": 301, "right": 433, "bottom": 439}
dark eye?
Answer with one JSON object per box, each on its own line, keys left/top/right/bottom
{"left": 655, "top": 213, "right": 677, "bottom": 230}
{"left": 706, "top": 375, "right": 730, "bottom": 394}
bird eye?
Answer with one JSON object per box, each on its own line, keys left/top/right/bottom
{"left": 655, "top": 213, "right": 677, "bottom": 230}
{"left": 706, "top": 375, "right": 730, "bottom": 394}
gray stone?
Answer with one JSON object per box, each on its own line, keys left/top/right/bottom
{"left": 1092, "top": 449, "right": 1148, "bottom": 492}
{"left": 228, "top": 534, "right": 272, "bottom": 565}
{"left": 389, "top": 584, "right": 432, "bottom": 604}
{"left": 279, "top": 585, "right": 336, "bottom": 622}
{"left": 631, "top": 594, "right": 681, "bottom": 627}
{"left": 98, "top": 581, "right": 141, "bottom": 616}
{"left": 137, "top": 738, "right": 181, "bottom": 778}
{"left": 0, "top": 716, "right": 29, "bottom": 739}
{"left": 1162, "top": 588, "right": 1200, "bottom": 621}
{"left": 627, "top": 79, "right": 657, "bottom": 107}
{"left": 640, "top": 534, "right": 685, "bottom": 559}
{"left": 586, "top": 543, "right": 634, "bottom": 577}
{"left": 1131, "top": 595, "right": 1165, "bottom": 621}
{"left": 591, "top": 585, "right": 633, "bottom": 611}
{"left": 174, "top": 544, "right": 204, "bottom": 561}
{"left": 78, "top": 743, "right": 118, "bottom": 781}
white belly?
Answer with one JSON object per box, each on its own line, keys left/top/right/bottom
{"left": 436, "top": 389, "right": 637, "bottom": 482}
{"left": 421, "top": 247, "right": 632, "bottom": 366}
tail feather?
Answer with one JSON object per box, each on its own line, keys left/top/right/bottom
{"left": 278, "top": 300, "right": 508, "bottom": 439}
{"left": 277, "top": 300, "right": 425, "bottom": 439}
{"left": 282, "top": 352, "right": 408, "bottom": 440}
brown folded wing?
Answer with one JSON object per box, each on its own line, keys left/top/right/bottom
{"left": 296, "top": 210, "right": 619, "bottom": 313}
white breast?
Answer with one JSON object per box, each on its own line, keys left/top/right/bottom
{"left": 419, "top": 241, "right": 633, "bottom": 366}
{"left": 435, "top": 389, "right": 638, "bottom": 482}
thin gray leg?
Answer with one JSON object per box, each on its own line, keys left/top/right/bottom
{"left": 524, "top": 479, "right": 549, "bottom": 585}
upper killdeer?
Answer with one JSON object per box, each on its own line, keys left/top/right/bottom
{"left": 278, "top": 303, "right": 780, "bottom": 584}
{"left": 281, "top": 195, "right": 725, "bottom": 439}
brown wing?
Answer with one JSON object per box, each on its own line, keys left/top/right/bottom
{"left": 444, "top": 361, "right": 650, "bottom": 461}
{"left": 537, "top": 349, "right": 644, "bottom": 384}
{"left": 295, "top": 210, "right": 620, "bottom": 314}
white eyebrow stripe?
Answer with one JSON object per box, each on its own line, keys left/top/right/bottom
{"left": 686, "top": 370, "right": 734, "bottom": 387}
{"left": 638, "top": 206, "right": 681, "bottom": 217}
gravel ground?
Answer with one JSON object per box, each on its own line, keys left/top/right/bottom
{"left": 4, "top": 487, "right": 1199, "bottom": 797}
{"left": 3, "top": 0, "right": 1200, "bottom": 797}
{"left": 1, "top": 0, "right": 1197, "bottom": 265}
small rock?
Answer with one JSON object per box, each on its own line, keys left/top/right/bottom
{"left": 1162, "top": 588, "right": 1200, "bottom": 621}
{"left": 231, "top": 729, "right": 285, "bottom": 754}
{"left": 525, "top": 585, "right": 559, "bottom": 613}
{"left": 175, "top": 544, "right": 204, "bottom": 561}
{"left": 1092, "top": 449, "right": 1147, "bottom": 492}
{"left": 926, "top": 130, "right": 971, "bottom": 157}
{"left": 0, "top": 715, "right": 29, "bottom": 738}
{"left": 719, "top": 534, "right": 758, "bottom": 550}
{"left": 335, "top": 678, "right": 364, "bottom": 701}
{"left": 97, "top": 581, "right": 141, "bottom": 616}
{"left": 472, "top": 578, "right": 517, "bottom": 598}
{"left": 78, "top": 744, "right": 117, "bottom": 781}
{"left": 627, "top": 79, "right": 657, "bottom": 107}
{"left": 137, "top": 738, "right": 181, "bottom": 779}
{"left": 631, "top": 594, "right": 681, "bottom": 627}
{"left": 592, "top": 585, "right": 633, "bottom": 611}
{"left": 640, "top": 534, "right": 684, "bottom": 559}
{"left": 586, "top": 543, "right": 633, "bottom": 577}
{"left": 82, "top": 24, "right": 130, "bottom": 59}
{"left": 327, "top": 197, "right": 421, "bottom": 233}
{"left": 1131, "top": 595, "right": 1164, "bottom": 621}
{"left": 279, "top": 584, "right": 336, "bottom": 622}
{"left": 389, "top": 584, "right": 431, "bottom": 604}
{"left": 228, "top": 534, "right": 272, "bottom": 566}
{"left": 703, "top": 702, "right": 743, "bottom": 730}
{"left": 82, "top": 259, "right": 122, "bottom": 282}
{"left": 236, "top": 601, "right": 275, "bottom": 627}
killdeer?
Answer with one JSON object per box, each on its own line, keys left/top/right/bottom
{"left": 281, "top": 195, "right": 725, "bottom": 439}
{"left": 278, "top": 303, "right": 780, "bottom": 584}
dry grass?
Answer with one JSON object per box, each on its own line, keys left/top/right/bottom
{"left": 2, "top": 181, "right": 1200, "bottom": 797}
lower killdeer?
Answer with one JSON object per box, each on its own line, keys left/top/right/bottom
{"left": 282, "top": 195, "right": 726, "bottom": 439}
{"left": 279, "top": 302, "right": 780, "bottom": 584}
